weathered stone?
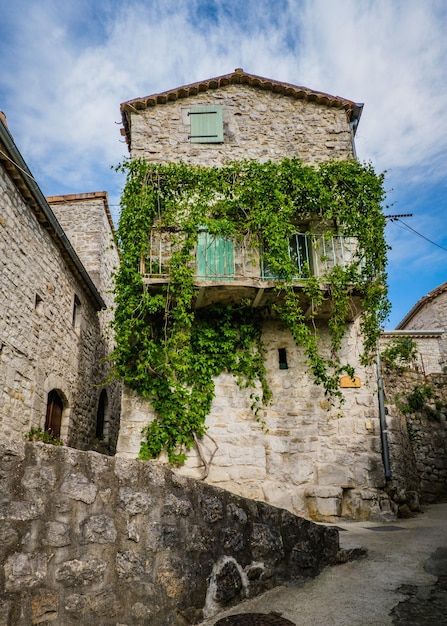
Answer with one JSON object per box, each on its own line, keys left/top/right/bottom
{"left": 61, "top": 473, "right": 97, "bottom": 504}
{"left": 118, "top": 486, "right": 152, "bottom": 515}
{"left": 31, "top": 590, "right": 58, "bottom": 624}
{"left": 44, "top": 521, "right": 71, "bottom": 547}
{"left": 54, "top": 555, "right": 107, "bottom": 586}
{"left": 251, "top": 524, "right": 284, "bottom": 562}
{"left": 80, "top": 514, "right": 117, "bottom": 544}
{"left": 4, "top": 553, "right": 48, "bottom": 591}
{"left": 215, "top": 560, "right": 244, "bottom": 604}
{"left": 200, "top": 493, "right": 224, "bottom": 523}
{"left": 115, "top": 550, "right": 147, "bottom": 579}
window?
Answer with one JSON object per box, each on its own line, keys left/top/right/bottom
{"left": 72, "top": 294, "right": 81, "bottom": 333}
{"left": 278, "top": 348, "right": 288, "bottom": 370}
{"left": 189, "top": 106, "right": 223, "bottom": 143}
{"left": 262, "top": 233, "right": 313, "bottom": 279}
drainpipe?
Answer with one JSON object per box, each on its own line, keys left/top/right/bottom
{"left": 376, "top": 345, "right": 392, "bottom": 479}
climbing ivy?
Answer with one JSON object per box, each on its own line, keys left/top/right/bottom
{"left": 112, "top": 157, "right": 390, "bottom": 463}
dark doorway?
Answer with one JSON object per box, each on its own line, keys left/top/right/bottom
{"left": 45, "top": 390, "right": 63, "bottom": 438}
{"left": 96, "top": 389, "right": 107, "bottom": 439}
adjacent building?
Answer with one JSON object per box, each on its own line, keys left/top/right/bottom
{"left": 0, "top": 114, "right": 121, "bottom": 454}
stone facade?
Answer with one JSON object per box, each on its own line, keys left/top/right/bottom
{"left": 48, "top": 193, "right": 122, "bottom": 450}
{"left": 116, "top": 70, "right": 393, "bottom": 521}
{"left": 0, "top": 442, "right": 340, "bottom": 625}
{"left": 381, "top": 367, "right": 447, "bottom": 509}
{"left": 124, "top": 81, "right": 356, "bottom": 167}
{"left": 119, "top": 320, "right": 392, "bottom": 522}
{"left": 395, "top": 281, "right": 447, "bottom": 370}
{"left": 0, "top": 118, "right": 120, "bottom": 454}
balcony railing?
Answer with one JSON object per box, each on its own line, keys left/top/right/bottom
{"left": 141, "top": 232, "right": 361, "bottom": 283}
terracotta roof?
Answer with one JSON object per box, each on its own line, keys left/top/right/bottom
{"left": 120, "top": 68, "right": 363, "bottom": 148}
{"left": 396, "top": 280, "right": 447, "bottom": 329}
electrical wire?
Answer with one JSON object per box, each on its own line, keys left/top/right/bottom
{"left": 391, "top": 218, "right": 447, "bottom": 253}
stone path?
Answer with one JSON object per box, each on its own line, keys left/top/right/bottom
{"left": 200, "top": 502, "right": 447, "bottom": 626}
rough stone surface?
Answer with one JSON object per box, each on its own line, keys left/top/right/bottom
{"left": 128, "top": 83, "right": 355, "bottom": 166}
{"left": 214, "top": 613, "right": 296, "bottom": 625}
{"left": 0, "top": 158, "right": 121, "bottom": 455}
{"left": 118, "top": 320, "right": 392, "bottom": 522}
{"left": 0, "top": 442, "right": 340, "bottom": 625}
{"left": 382, "top": 367, "right": 447, "bottom": 508}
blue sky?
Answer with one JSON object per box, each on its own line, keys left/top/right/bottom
{"left": 1, "top": 0, "right": 446, "bottom": 329}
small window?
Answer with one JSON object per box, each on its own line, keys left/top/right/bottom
{"left": 278, "top": 348, "right": 288, "bottom": 370}
{"left": 34, "top": 293, "right": 43, "bottom": 312}
{"left": 95, "top": 389, "right": 108, "bottom": 440}
{"left": 189, "top": 106, "right": 223, "bottom": 143}
{"left": 72, "top": 294, "right": 81, "bottom": 332}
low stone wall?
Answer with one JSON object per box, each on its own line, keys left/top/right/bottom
{"left": 0, "top": 443, "right": 339, "bottom": 626}
{"left": 383, "top": 368, "right": 447, "bottom": 509}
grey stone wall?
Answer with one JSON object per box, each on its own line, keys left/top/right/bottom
{"left": 382, "top": 367, "right": 447, "bottom": 508}
{"left": 380, "top": 333, "right": 444, "bottom": 376}
{"left": 0, "top": 443, "right": 340, "bottom": 626}
{"left": 118, "top": 319, "right": 394, "bottom": 522}
{"left": 0, "top": 167, "right": 118, "bottom": 454}
{"left": 48, "top": 193, "right": 122, "bottom": 452}
{"left": 128, "top": 83, "right": 355, "bottom": 166}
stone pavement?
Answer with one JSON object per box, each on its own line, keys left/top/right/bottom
{"left": 200, "top": 502, "right": 447, "bottom": 626}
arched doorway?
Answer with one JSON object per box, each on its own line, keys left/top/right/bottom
{"left": 96, "top": 389, "right": 108, "bottom": 440}
{"left": 45, "top": 390, "right": 64, "bottom": 438}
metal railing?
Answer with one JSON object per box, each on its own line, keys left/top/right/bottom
{"left": 141, "top": 232, "right": 361, "bottom": 281}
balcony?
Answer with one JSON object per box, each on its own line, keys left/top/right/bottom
{"left": 141, "top": 231, "right": 363, "bottom": 317}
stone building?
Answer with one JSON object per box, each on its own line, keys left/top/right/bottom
{"left": 0, "top": 114, "right": 121, "bottom": 454}
{"left": 379, "top": 283, "right": 447, "bottom": 508}
{"left": 115, "top": 69, "right": 393, "bottom": 521}
{"left": 395, "top": 280, "right": 447, "bottom": 370}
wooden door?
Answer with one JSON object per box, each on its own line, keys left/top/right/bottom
{"left": 45, "top": 390, "right": 63, "bottom": 438}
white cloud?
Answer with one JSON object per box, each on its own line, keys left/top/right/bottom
{"left": 1, "top": 0, "right": 446, "bottom": 318}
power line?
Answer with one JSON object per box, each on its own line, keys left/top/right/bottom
{"left": 390, "top": 218, "right": 447, "bottom": 253}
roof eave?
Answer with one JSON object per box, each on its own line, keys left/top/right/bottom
{"left": 119, "top": 68, "right": 362, "bottom": 150}
{"left": 0, "top": 117, "right": 106, "bottom": 311}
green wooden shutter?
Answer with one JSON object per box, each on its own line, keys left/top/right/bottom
{"left": 189, "top": 106, "right": 223, "bottom": 143}
{"left": 197, "top": 231, "right": 234, "bottom": 279}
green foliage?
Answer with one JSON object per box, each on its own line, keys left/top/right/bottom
{"left": 400, "top": 383, "right": 443, "bottom": 421}
{"left": 111, "top": 157, "right": 389, "bottom": 462}
{"left": 25, "top": 427, "right": 64, "bottom": 446}
{"left": 403, "top": 384, "right": 433, "bottom": 413}
{"left": 381, "top": 337, "right": 418, "bottom": 369}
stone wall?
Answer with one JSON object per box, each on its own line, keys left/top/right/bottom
{"left": 118, "top": 319, "right": 394, "bottom": 522}
{"left": 48, "top": 193, "right": 122, "bottom": 451}
{"left": 129, "top": 83, "right": 355, "bottom": 166}
{"left": 0, "top": 442, "right": 340, "bottom": 626}
{"left": 380, "top": 333, "right": 444, "bottom": 376}
{"left": 0, "top": 165, "right": 118, "bottom": 455}
{"left": 382, "top": 367, "right": 447, "bottom": 508}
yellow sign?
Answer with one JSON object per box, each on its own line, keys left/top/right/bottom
{"left": 339, "top": 375, "right": 361, "bottom": 388}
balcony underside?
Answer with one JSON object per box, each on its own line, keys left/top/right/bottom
{"left": 142, "top": 276, "right": 363, "bottom": 321}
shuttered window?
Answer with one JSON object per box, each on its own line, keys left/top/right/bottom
{"left": 189, "top": 106, "right": 224, "bottom": 143}
{"left": 197, "top": 230, "right": 234, "bottom": 279}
